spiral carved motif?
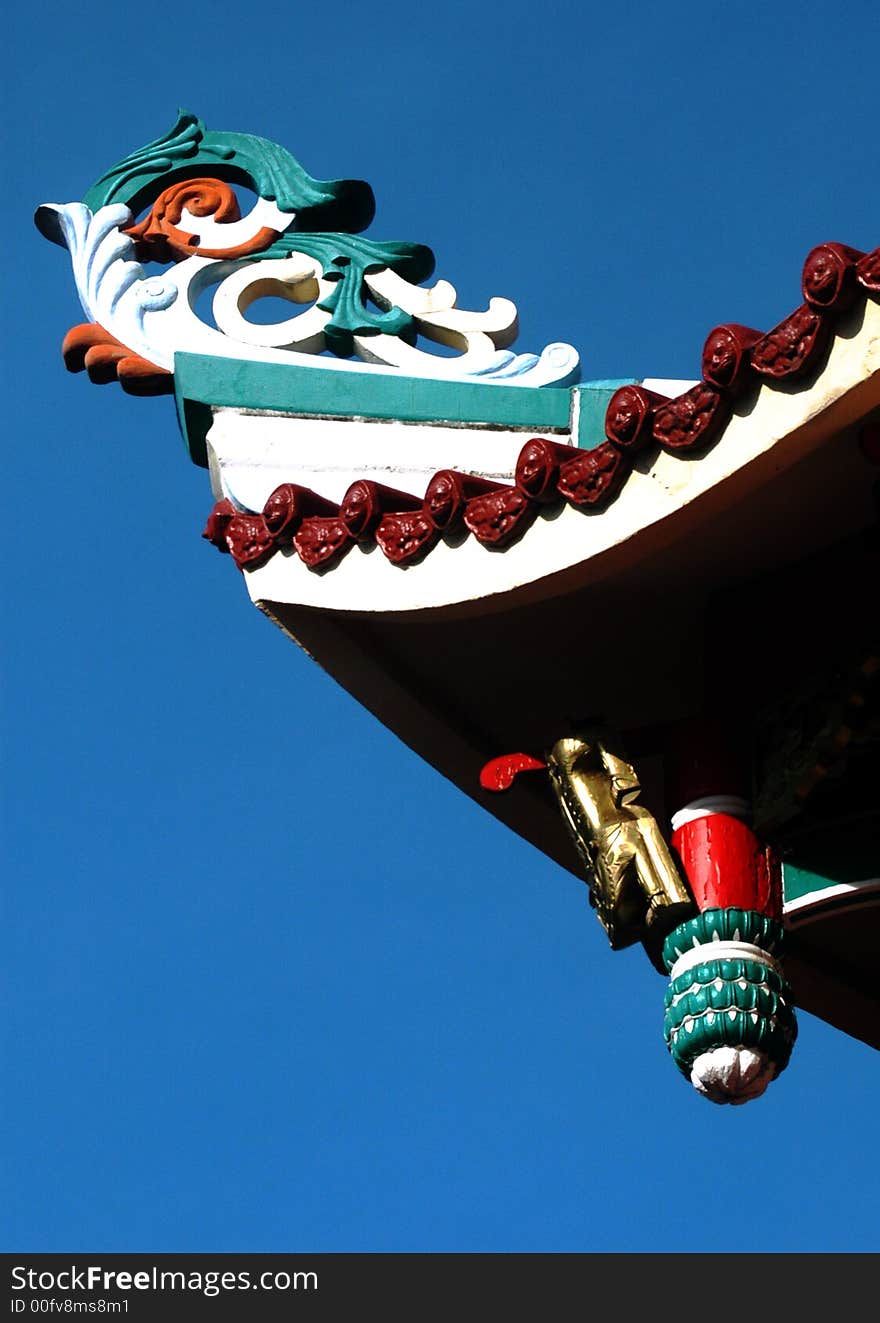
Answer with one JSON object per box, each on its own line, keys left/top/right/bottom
{"left": 124, "top": 177, "right": 281, "bottom": 262}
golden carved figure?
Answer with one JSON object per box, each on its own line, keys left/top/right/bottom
{"left": 546, "top": 734, "right": 694, "bottom": 950}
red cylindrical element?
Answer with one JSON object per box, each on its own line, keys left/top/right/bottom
{"left": 671, "top": 813, "right": 782, "bottom": 920}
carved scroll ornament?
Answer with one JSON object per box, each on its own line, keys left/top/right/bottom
{"left": 36, "top": 111, "right": 580, "bottom": 390}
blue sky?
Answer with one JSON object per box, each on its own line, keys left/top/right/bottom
{"left": 4, "top": 0, "right": 879, "bottom": 1252}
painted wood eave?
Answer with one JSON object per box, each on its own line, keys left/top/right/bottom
{"left": 233, "top": 297, "right": 880, "bottom": 618}
{"left": 783, "top": 876, "right": 880, "bottom": 1049}
{"left": 174, "top": 352, "right": 584, "bottom": 468}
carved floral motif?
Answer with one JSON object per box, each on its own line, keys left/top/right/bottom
{"left": 462, "top": 485, "right": 536, "bottom": 548}
{"left": 652, "top": 384, "right": 731, "bottom": 453}
{"left": 557, "top": 443, "right": 627, "bottom": 507}
{"left": 293, "top": 517, "right": 352, "bottom": 570}
{"left": 751, "top": 304, "right": 831, "bottom": 380}
{"left": 375, "top": 510, "right": 440, "bottom": 565}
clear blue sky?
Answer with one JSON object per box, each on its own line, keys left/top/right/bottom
{"left": 4, "top": 0, "right": 878, "bottom": 1252}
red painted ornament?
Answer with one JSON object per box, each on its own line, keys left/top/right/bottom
{"left": 856, "top": 246, "right": 880, "bottom": 294}
{"left": 701, "top": 324, "right": 762, "bottom": 394}
{"left": 262, "top": 483, "right": 338, "bottom": 541}
{"left": 202, "top": 498, "right": 238, "bottom": 552}
{"left": 339, "top": 480, "right": 423, "bottom": 541}
{"left": 61, "top": 323, "right": 173, "bottom": 396}
{"left": 671, "top": 813, "right": 782, "bottom": 920}
{"left": 123, "top": 178, "right": 281, "bottom": 263}
{"left": 557, "top": 442, "right": 628, "bottom": 506}
{"left": 801, "top": 242, "right": 864, "bottom": 312}
{"left": 423, "top": 470, "right": 504, "bottom": 531}
{"left": 515, "top": 437, "right": 576, "bottom": 501}
{"left": 375, "top": 509, "right": 440, "bottom": 565}
{"left": 293, "top": 516, "right": 354, "bottom": 569}
{"left": 604, "top": 385, "right": 668, "bottom": 452}
{"left": 652, "top": 384, "right": 731, "bottom": 453}
{"left": 464, "top": 485, "right": 536, "bottom": 547}
{"left": 480, "top": 753, "right": 547, "bottom": 792}
{"left": 751, "top": 304, "right": 831, "bottom": 380}
{"left": 224, "top": 513, "right": 275, "bottom": 569}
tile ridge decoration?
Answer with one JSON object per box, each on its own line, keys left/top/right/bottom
{"left": 202, "top": 237, "right": 880, "bottom": 574}
{"left": 36, "top": 112, "right": 580, "bottom": 391}
{"left": 606, "top": 241, "right": 880, "bottom": 458}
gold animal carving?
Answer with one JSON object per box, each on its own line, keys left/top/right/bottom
{"left": 547, "top": 735, "right": 694, "bottom": 949}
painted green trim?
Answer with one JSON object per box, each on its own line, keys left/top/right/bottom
{"left": 177, "top": 398, "right": 213, "bottom": 469}
{"left": 174, "top": 353, "right": 575, "bottom": 467}
{"left": 783, "top": 863, "right": 880, "bottom": 904}
{"left": 785, "top": 865, "right": 833, "bottom": 904}
{"left": 574, "top": 380, "right": 637, "bottom": 450}
{"left": 260, "top": 232, "right": 434, "bottom": 353}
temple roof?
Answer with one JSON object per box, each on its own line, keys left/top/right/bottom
{"left": 198, "top": 238, "right": 880, "bottom": 577}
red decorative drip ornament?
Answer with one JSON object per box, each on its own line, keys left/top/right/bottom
{"left": 479, "top": 753, "right": 547, "bottom": 791}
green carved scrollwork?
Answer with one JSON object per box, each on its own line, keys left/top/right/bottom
{"left": 259, "top": 232, "right": 435, "bottom": 354}
{"left": 83, "top": 113, "right": 438, "bottom": 354}
{"left": 83, "top": 111, "right": 376, "bottom": 233}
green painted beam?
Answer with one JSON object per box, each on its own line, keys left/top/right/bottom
{"left": 174, "top": 353, "right": 572, "bottom": 466}
{"left": 784, "top": 862, "right": 880, "bottom": 904}
{"left": 174, "top": 353, "right": 635, "bottom": 469}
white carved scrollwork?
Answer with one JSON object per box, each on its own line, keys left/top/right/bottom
{"left": 212, "top": 254, "right": 332, "bottom": 351}
{"left": 39, "top": 199, "right": 581, "bottom": 386}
